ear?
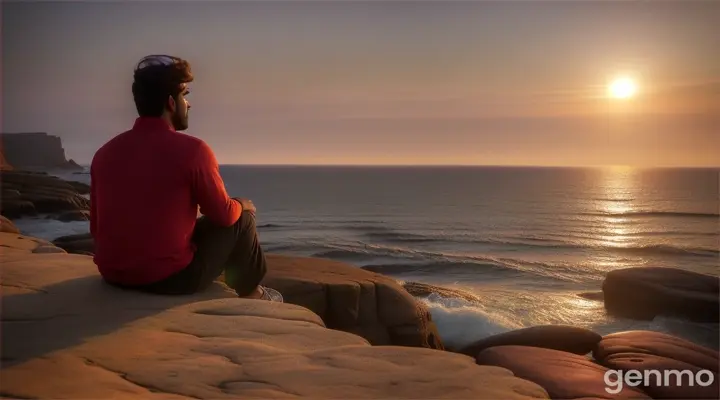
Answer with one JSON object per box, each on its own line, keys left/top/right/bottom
{"left": 166, "top": 94, "right": 177, "bottom": 112}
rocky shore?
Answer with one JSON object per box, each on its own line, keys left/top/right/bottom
{"left": 0, "top": 169, "right": 90, "bottom": 220}
{"left": 1, "top": 227, "right": 545, "bottom": 399}
{"left": 2, "top": 170, "right": 718, "bottom": 399}
{"left": 2, "top": 214, "right": 719, "bottom": 399}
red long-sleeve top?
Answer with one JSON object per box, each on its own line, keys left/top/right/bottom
{"left": 90, "top": 117, "right": 241, "bottom": 285}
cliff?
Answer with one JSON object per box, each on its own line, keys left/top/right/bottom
{"left": 0, "top": 132, "right": 83, "bottom": 170}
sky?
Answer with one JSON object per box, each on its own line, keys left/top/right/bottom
{"left": 3, "top": 1, "right": 719, "bottom": 167}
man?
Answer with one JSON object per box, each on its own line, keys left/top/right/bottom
{"left": 90, "top": 54, "right": 281, "bottom": 301}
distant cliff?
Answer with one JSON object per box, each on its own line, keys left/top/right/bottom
{"left": 0, "top": 132, "right": 82, "bottom": 170}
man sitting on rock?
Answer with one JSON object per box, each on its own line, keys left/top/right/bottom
{"left": 89, "top": 54, "right": 282, "bottom": 302}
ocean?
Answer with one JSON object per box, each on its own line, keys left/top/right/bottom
{"left": 14, "top": 166, "right": 720, "bottom": 350}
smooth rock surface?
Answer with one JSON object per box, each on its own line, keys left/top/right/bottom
{"left": 1, "top": 232, "right": 549, "bottom": 400}
{"left": 475, "top": 345, "right": 651, "bottom": 399}
{"left": 263, "top": 254, "right": 445, "bottom": 349}
{"left": 48, "top": 233, "right": 444, "bottom": 349}
{"left": 53, "top": 232, "right": 95, "bottom": 254}
{"left": 0, "top": 215, "right": 19, "bottom": 233}
{"left": 594, "top": 330, "right": 719, "bottom": 399}
{"left": 602, "top": 267, "right": 719, "bottom": 323}
{"left": 458, "top": 325, "right": 602, "bottom": 357}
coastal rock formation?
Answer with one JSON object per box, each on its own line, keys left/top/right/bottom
{"left": 52, "top": 232, "right": 95, "bottom": 254}
{"left": 0, "top": 215, "right": 20, "bottom": 234}
{"left": 458, "top": 325, "right": 602, "bottom": 357}
{"left": 593, "top": 330, "right": 719, "bottom": 399}
{"left": 475, "top": 345, "right": 651, "bottom": 399}
{"left": 0, "top": 132, "right": 82, "bottom": 170}
{"left": 49, "top": 233, "right": 444, "bottom": 349}
{"left": 0, "top": 170, "right": 90, "bottom": 218}
{"left": 0, "top": 232, "right": 549, "bottom": 400}
{"left": 602, "top": 267, "right": 720, "bottom": 323}
{"left": 256, "top": 255, "right": 444, "bottom": 349}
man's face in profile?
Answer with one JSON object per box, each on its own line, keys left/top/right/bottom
{"left": 171, "top": 83, "right": 191, "bottom": 131}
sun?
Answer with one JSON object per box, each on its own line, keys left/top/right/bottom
{"left": 608, "top": 77, "right": 637, "bottom": 99}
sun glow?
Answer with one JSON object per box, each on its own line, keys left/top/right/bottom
{"left": 608, "top": 77, "right": 638, "bottom": 99}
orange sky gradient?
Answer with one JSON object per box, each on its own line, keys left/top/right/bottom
{"left": 3, "top": 1, "right": 719, "bottom": 167}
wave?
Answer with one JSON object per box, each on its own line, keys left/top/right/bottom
{"left": 582, "top": 211, "right": 719, "bottom": 219}
{"left": 257, "top": 223, "right": 284, "bottom": 228}
{"left": 362, "top": 260, "right": 511, "bottom": 276}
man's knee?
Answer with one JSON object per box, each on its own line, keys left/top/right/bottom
{"left": 236, "top": 210, "right": 258, "bottom": 232}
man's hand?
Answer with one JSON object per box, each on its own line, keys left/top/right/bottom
{"left": 234, "top": 198, "right": 256, "bottom": 215}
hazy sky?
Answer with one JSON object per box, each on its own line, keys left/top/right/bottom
{"left": 3, "top": 1, "right": 719, "bottom": 167}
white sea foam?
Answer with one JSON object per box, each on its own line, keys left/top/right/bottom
{"left": 418, "top": 287, "right": 719, "bottom": 351}
{"left": 420, "top": 293, "right": 523, "bottom": 350}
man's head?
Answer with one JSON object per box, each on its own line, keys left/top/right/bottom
{"left": 132, "top": 55, "right": 194, "bottom": 131}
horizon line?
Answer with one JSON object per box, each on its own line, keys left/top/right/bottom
{"left": 214, "top": 163, "right": 719, "bottom": 169}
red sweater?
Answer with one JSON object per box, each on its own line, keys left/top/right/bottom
{"left": 90, "top": 117, "right": 241, "bottom": 285}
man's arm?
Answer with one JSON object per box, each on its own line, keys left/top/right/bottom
{"left": 190, "top": 141, "right": 242, "bottom": 226}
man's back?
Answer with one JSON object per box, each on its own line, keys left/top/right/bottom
{"left": 91, "top": 117, "right": 239, "bottom": 285}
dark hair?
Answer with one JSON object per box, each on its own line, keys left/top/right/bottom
{"left": 131, "top": 55, "right": 194, "bottom": 117}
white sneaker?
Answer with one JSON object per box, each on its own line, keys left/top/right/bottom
{"left": 259, "top": 286, "right": 284, "bottom": 302}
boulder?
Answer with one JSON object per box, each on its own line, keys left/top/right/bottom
{"left": 475, "top": 345, "right": 651, "bottom": 399}
{"left": 602, "top": 267, "right": 719, "bottom": 322}
{"left": 593, "top": 330, "right": 719, "bottom": 399}
{"left": 0, "top": 232, "right": 549, "bottom": 400}
{"left": 262, "top": 255, "right": 445, "bottom": 350}
{"left": 458, "top": 325, "right": 602, "bottom": 357}
{"left": 52, "top": 232, "right": 95, "bottom": 254}
{"left": 0, "top": 215, "right": 20, "bottom": 234}
{"left": 49, "top": 234, "right": 444, "bottom": 349}
{"left": 0, "top": 170, "right": 89, "bottom": 218}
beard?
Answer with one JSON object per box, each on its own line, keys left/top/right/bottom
{"left": 171, "top": 107, "right": 189, "bottom": 131}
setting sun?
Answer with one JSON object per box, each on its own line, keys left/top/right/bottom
{"left": 608, "top": 77, "right": 638, "bottom": 99}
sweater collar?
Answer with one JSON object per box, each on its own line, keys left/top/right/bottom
{"left": 132, "top": 117, "right": 175, "bottom": 132}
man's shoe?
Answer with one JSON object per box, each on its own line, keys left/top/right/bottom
{"left": 259, "top": 286, "right": 283, "bottom": 302}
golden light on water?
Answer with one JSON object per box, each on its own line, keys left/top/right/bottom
{"left": 608, "top": 76, "right": 638, "bottom": 99}
{"left": 597, "top": 167, "right": 639, "bottom": 250}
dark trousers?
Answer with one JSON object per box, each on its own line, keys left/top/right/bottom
{"left": 121, "top": 210, "right": 267, "bottom": 296}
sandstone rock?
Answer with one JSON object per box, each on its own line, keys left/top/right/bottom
{"left": 476, "top": 345, "right": 650, "bottom": 399}
{"left": 593, "top": 330, "right": 719, "bottom": 399}
{"left": 602, "top": 267, "right": 719, "bottom": 322}
{"left": 0, "top": 232, "right": 549, "bottom": 400}
{"left": 458, "top": 325, "right": 602, "bottom": 357}
{"left": 263, "top": 254, "right": 445, "bottom": 350}
{"left": 0, "top": 215, "right": 20, "bottom": 234}
{"left": 45, "top": 236, "right": 446, "bottom": 350}
{"left": 1, "top": 170, "right": 90, "bottom": 218}
{"left": 32, "top": 244, "right": 67, "bottom": 254}
{"left": 53, "top": 232, "right": 95, "bottom": 254}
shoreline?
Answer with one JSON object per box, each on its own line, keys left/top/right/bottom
{"left": 2, "top": 225, "right": 718, "bottom": 399}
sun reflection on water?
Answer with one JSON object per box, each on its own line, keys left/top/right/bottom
{"left": 591, "top": 167, "right": 644, "bottom": 268}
